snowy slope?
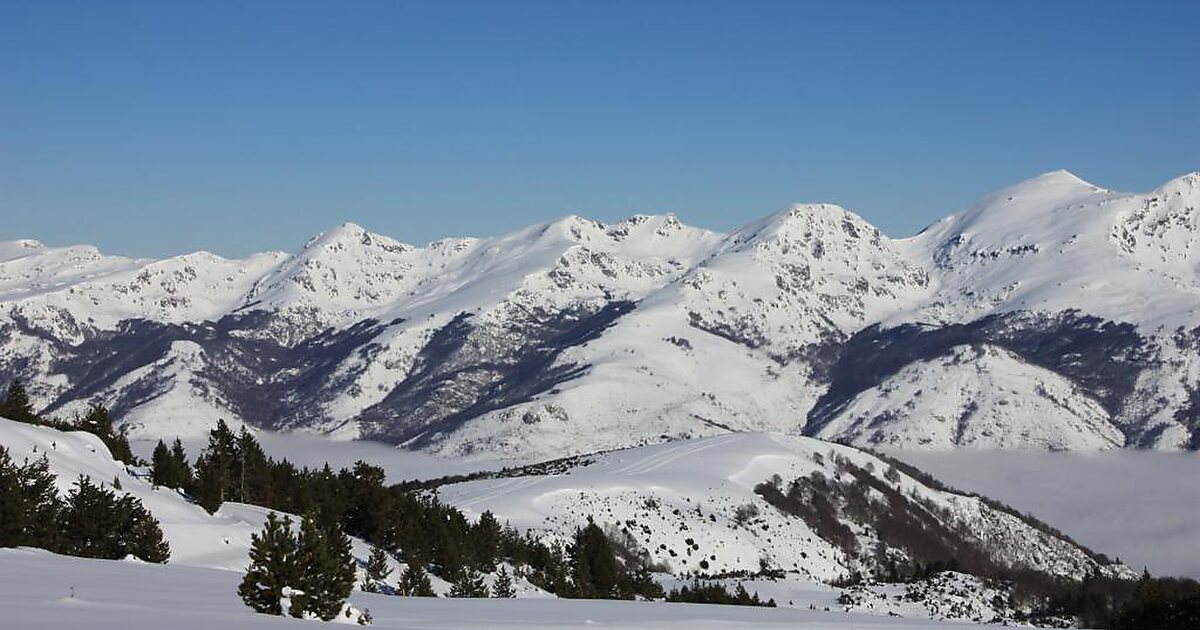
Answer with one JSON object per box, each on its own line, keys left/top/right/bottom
{"left": 816, "top": 344, "right": 1124, "bottom": 450}
{"left": 0, "top": 416, "right": 558, "bottom": 598}
{"left": 437, "top": 432, "right": 1125, "bottom": 583}
{"left": 2, "top": 548, "right": 1015, "bottom": 630}
{"left": 1, "top": 170, "right": 1199, "bottom": 456}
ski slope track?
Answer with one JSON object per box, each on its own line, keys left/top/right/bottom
{"left": 2, "top": 171, "right": 1199, "bottom": 459}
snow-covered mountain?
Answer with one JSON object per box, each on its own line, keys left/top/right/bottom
{"left": 2, "top": 170, "right": 1198, "bottom": 459}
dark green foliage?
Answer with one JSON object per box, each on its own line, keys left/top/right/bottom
{"left": 0, "top": 380, "right": 37, "bottom": 423}
{"left": 170, "top": 439, "right": 193, "bottom": 486}
{"left": 0, "top": 447, "right": 61, "bottom": 548}
{"left": 492, "top": 565, "right": 515, "bottom": 598}
{"left": 59, "top": 475, "right": 170, "bottom": 563}
{"left": 361, "top": 546, "right": 391, "bottom": 593}
{"left": 150, "top": 439, "right": 193, "bottom": 490}
{"left": 150, "top": 440, "right": 171, "bottom": 485}
{"left": 666, "top": 579, "right": 775, "bottom": 607}
{"left": 1026, "top": 569, "right": 1200, "bottom": 629}
{"left": 472, "top": 510, "right": 501, "bottom": 571}
{"left": 78, "top": 405, "right": 134, "bottom": 465}
{"left": 756, "top": 457, "right": 1010, "bottom": 581}
{"left": 398, "top": 564, "right": 435, "bottom": 597}
{"left": 192, "top": 419, "right": 237, "bottom": 512}
{"left": 565, "top": 518, "right": 658, "bottom": 600}
{"left": 568, "top": 519, "right": 624, "bottom": 598}
{"left": 291, "top": 514, "right": 356, "bottom": 620}
{"left": 447, "top": 566, "right": 490, "bottom": 598}
{"left": 2, "top": 447, "right": 167, "bottom": 563}
{"left": 238, "top": 512, "right": 297, "bottom": 616}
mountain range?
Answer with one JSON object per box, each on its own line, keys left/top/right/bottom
{"left": 2, "top": 170, "right": 1197, "bottom": 461}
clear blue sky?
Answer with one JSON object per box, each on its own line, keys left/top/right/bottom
{"left": 2, "top": 1, "right": 1197, "bottom": 258}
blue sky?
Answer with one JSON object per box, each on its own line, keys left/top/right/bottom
{"left": 2, "top": 0, "right": 1197, "bottom": 258}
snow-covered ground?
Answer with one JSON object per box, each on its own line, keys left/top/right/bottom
{"left": 889, "top": 449, "right": 1200, "bottom": 579}
{"left": 0, "top": 548, "right": 1011, "bottom": 630}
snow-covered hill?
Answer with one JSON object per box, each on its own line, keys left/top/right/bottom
{"left": 437, "top": 432, "right": 1127, "bottom": 585}
{"left": 0, "top": 416, "right": 540, "bottom": 598}
{"left": 0, "top": 416, "right": 1133, "bottom": 627}
{"left": 2, "top": 170, "right": 1198, "bottom": 457}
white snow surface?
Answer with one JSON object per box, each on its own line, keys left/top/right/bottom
{"left": 1, "top": 548, "right": 1005, "bottom": 630}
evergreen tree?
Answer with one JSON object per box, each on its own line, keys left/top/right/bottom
{"left": 398, "top": 564, "right": 435, "bottom": 597}
{"left": 448, "top": 567, "right": 490, "bottom": 598}
{"left": 362, "top": 546, "right": 392, "bottom": 593}
{"left": 170, "top": 438, "right": 193, "bottom": 489}
{"left": 59, "top": 475, "right": 121, "bottom": 558}
{"left": 193, "top": 454, "right": 226, "bottom": 514}
{"left": 472, "top": 510, "right": 501, "bottom": 571}
{"left": 0, "top": 449, "right": 62, "bottom": 550}
{"left": 238, "top": 512, "right": 297, "bottom": 616}
{"left": 193, "top": 419, "right": 238, "bottom": 512}
{"left": 342, "top": 461, "right": 389, "bottom": 543}
{"left": 492, "top": 565, "right": 516, "bottom": 598}
{"left": 291, "top": 514, "right": 356, "bottom": 621}
{"left": 0, "top": 447, "right": 28, "bottom": 546}
{"left": 0, "top": 380, "right": 36, "bottom": 423}
{"left": 568, "top": 519, "right": 625, "bottom": 599}
{"left": 151, "top": 440, "right": 172, "bottom": 487}
{"left": 235, "top": 427, "right": 271, "bottom": 504}
{"left": 79, "top": 405, "right": 134, "bottom": 464}
{"left": 119, "top": 492, "right": 170, "bottom": 562}
{"left": 59, "top": 475, "right": 169, "bottom": 562}
{"left": 20, "top": 455, "right": 63, "bottom": 549}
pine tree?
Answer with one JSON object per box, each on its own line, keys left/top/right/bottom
{"left": 193, "top": 454, "right": 226, "bottom": 514}
{"left": 0, "top": 447, "right": 28, "bottom": 546}
{"left": 1, "top": 380, "right": 36, "bottom": 423}
{"left": 0, "top": 449, "right": 62, "bottom": 550}
{"left": 238, "top": 512, "right": 297, "bottom": 616}
{"left": 59, "top": 476, "right": 121, "bottom": 558}
{"left": 78, "top": 405, "right": 133, "bottom": 464}
{"left": 448, "top": 567, "right": 490, "bottom": 598}
{"left": 59, "top": 475, "right": 169, "bottom": 562}
{"left": 362, "top": 546, "right": 392, "bottom": 593}
{"left": 236, "top": 427, "right": 271, "bottom": 504}
{"left": 291, "top": 514, "right": 356, "bottom": 621}
{"left": 119, "top": 493, "right": 170, "bottom": 563}
{"left": 492, "top": 565, "right": 516, "bottom": 598}
{"left": 170, "top": 438, "right": 193, "bottom": 489}
{"left": 151, "top": 440, "right": 172, "bottom": 487}
{"left": 193, "top": 420, "right": 238, "bottom": 512}
{"left": 472, "top": 510, "right": 501, "bottom": 570}
{"left": 568, "top": 518, "right": 625, "bottom": 599}
{"left": 398, "top": 563, "right": 435, "bottom": 597}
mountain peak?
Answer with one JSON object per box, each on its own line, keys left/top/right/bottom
{"left": 301, "top": 222, "right": 413, "bottom": 255}
{"left": 1153, "top": 171, "right": 1200, "bottom": 197}
{"left": 731, "top": 202, "right": 879, "bottom": 248}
